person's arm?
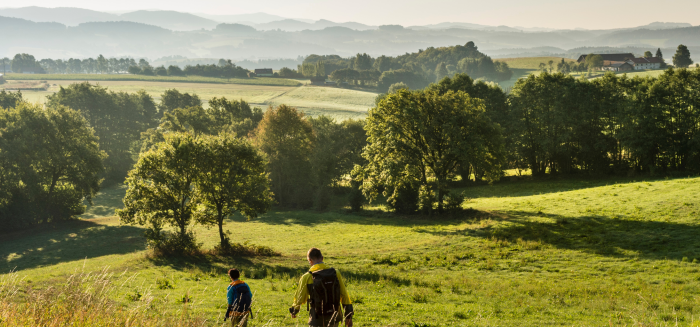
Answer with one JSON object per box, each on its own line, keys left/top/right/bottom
{"left": 336, "top": 270, "right": 354, "bottom": 322}
{"left": 227, "top": 285, "right": 235, "bottom": 305}
{"left": 290, "top": 274, "right": 310, "bottom": 317}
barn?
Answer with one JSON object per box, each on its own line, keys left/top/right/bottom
{"left": 254, "top": 68, "right": 274, "bottom": 77}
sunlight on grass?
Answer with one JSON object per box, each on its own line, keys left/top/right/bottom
{"left": 3, "top": 175, "right": 700, "bottom": 325}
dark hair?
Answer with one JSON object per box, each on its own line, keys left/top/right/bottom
{"left": 228, "top": 268, "right": 240, "bottom": 280}
{"left": 307, "top": 248, "right": 323, "bottom": 261}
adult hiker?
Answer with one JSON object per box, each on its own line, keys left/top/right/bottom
{"left": 224, "top": 268, "right": 253, "bottom": 327}
{"left": 289, "top": 248, "right": 354, "bottom": 327}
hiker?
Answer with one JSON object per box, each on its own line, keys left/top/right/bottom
{"left": 289, "top": 248, "right": 354, "bottom": 327}
{"left": 224, "top": 268, "right": 253, "bottom": 327}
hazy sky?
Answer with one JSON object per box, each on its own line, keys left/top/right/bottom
{"left": 5, "top": 0, "right": 700, "bottom": 29}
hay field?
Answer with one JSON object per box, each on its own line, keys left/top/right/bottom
{"left": 3, "top": 80, "right": 378, "bottom": 119}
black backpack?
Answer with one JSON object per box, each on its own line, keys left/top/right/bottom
{"left": 307, "top": 268, "right": 341, "bottom": 317}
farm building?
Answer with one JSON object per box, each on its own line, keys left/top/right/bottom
{"left": 577, "top": 53, "right": 635, "bottom": 63}
{"left": 625, "top": 57, "right": 664, "bottom": 70}
{"left": 602, "top": 61, "right": 634, "bottom": 72}
{"left": 0, "top": 74, "right": 4, "bottom": 83}
{"left": 254, "top": 68, "right": 273, "bottom": 77}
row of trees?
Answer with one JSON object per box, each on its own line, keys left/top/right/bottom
{"left": 129, "top": 59, "right": 250, "bottom": 79}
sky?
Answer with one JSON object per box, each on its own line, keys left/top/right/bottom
{"left": 3, "top": 0, "right": 700, "bottom": 29}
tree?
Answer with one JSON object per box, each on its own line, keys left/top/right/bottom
{"left": 252, "top": 105, "right": 315, "bottom": 208}
{"left": 435, "top": 62, "right": 448, "bottom": 82}
{"left": 388, "top": 82, "right": 408, "bottom": 93}
{"left": 118, "top": 133, "right": 203, "bottom": 249}
{"left": 196, "top": 135, "right": 273, "bottom": 249}
{"left": 97, "top": 55, "right": 108, "bottom": 73}
{"left": 46, "top": 83, "right": 158, "bottom": 183}
{"left": 359, "top": 89, "right": 503, "bottom": 214}
{"left": 655, "top": 48, "right": 667, "bottom": 68}
{"left": 586, "top": 54, "right": 604, "bottom": 71}
{"left": 644, "top": 51, "right": 653, "bottom": 58}
{"left": 354, "top": 53, "right": 373, "bottom": 70}
{"left": 330, "top": 68, "right": 360, "bottom": 84}
{"left": 0, "top": 90, "right": 23, "bottom": 109}
{"left": 672, "top": 44, "right": 693, "bottom": 68}
{"left": 0, "top": 103, "right": 105, "bottom": 228}
{"left": 158, "top": 89, "right": 202, "bottom": 113}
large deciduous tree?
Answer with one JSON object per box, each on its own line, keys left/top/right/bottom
{"left": 252, "top": 105, "right": 315, "bottom": 208}
{"left": 359, "top": 89, "right": 504, "bottom": 214}
{"left": 196, "top": 135, "right": 273, "bottom": 248}
{"left": 0, "top": 102, "right": 105, "bottom": 228}
{"left": 118, "top": 133, "right": 203, "bottom": 248}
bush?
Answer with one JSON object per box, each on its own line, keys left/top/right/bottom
{"left": 444, "top": 191, "right": 467, "bottom": 213}
{"left": 212, "top": 240, "right": 280, "bottom": 257}
{"left": 145, "top": 228, "right": 202, "bottom": 256}
{"left": 348, "top": 179, "right": 364, "bottom": 212}
{"left": 387, "top": 183, "right": 419, "bottom": 214}
{"left": 418, "top": 186, "right": 435, "bottom": 214}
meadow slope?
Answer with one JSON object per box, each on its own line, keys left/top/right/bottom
{"left": 3, "top": 176, "right": 700, "bottom": 326}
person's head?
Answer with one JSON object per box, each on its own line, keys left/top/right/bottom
{"left": 307, "top": 248, "right": 323, "bottom": 265}
{"left": 228, "top": 268, "right": 240, "bottom": 281}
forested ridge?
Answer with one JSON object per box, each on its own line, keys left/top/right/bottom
{"left": 1, "top": 67, "right": 699, "bottom": 248}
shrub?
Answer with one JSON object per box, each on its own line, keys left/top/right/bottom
{"left": 348, "top": 179, "right": 364, "bottom": 212}
{"left": 144, "top": 228, "right": 202, "bottom": 256}
{"left": 212, "top": 240, "right": 280, "bottom": 257}
{"left": 444, "top": 191, "right": 467, "bottom": 213}
{"left": 387, "top": 182, "right": 419, "bottom": 214}
{"left": 418, "top": 186, "right": 436, "bottom": 214}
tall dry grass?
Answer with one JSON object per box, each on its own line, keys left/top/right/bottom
{"left": 0, "top": 268, "right": 207, "bottom": 327}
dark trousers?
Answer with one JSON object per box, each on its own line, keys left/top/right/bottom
{"left": 308, "top": 307, "right": 340, "bottom": 327}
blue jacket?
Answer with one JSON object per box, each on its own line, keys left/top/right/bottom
{"left": 227, "top": 280, "right": 252, "bottom": 313}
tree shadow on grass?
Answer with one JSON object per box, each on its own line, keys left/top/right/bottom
{"left": 1, "top": 220, "right": 146, "bottom": 272}
{"left": 417, "top": 209, "right": 700, "bottom": 261}
{"left": 244, "top": 206, "right": 486, "bottom": 228}
{"left": 145, "top": 253, "right": 413, "bottom": 286}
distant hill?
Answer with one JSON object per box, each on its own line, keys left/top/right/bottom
{"left": 0, "top": 6, "right": 117, "bottom": 26}
{"left": 119, "top": 10, "right": 218, "bottom": 31}
{"left": 255, "top": 19, "right": 314, "bottom": 31}
{"left": 197, "top": 12, "right": 311, "bottom": 24}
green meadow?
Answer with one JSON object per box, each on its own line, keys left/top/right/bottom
{"left": 3, "top": 176, "right": 700, "bottom": 326}
{"left": 2, "top": 79, "right": 377, "bottom": 120}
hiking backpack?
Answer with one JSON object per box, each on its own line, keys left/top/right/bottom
{"left": 307, "top": 268, "right": 341, "bottom": 317}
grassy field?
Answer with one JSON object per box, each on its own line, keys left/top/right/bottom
{"left": 3, "top": 73, "right": 301, "bottom": 87}
{"left": 496, "top": 57, "right": 577, "bottom": 70}
{"left": 2, "top": 79, "right": 377, "bottom": 120}
{"left": 495, "top": 57, "right": 577, "bottom": 89}
{"left": 3, "top": 175, "right": 700, "bottom": 326}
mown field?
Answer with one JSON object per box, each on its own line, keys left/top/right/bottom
{"left": 2, "top": 79, "right": 377, "bottom": 120}
{"left": 3, "top": 176, "right": 700, "bottom": 326}
{"left": 3, "top": 73, "right": 301, "bottom": 87}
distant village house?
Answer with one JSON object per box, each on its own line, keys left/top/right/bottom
{"left": 625, "top": 57, "right": 664, "bottom": 70}
{"left": 601, "top": 61, "right": 634, "bottom": 72}
{"left": 578, "top": 53, "right": 664, "bottom": 71}
{"left": 254, "top": 68, "right": 274, "bottom": 77}
{"left": 577, "top": 53, "right": 635, "bottom": 63}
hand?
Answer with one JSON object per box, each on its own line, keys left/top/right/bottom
{"left": 345, "top": 318, "right": 353, "bottom": 327}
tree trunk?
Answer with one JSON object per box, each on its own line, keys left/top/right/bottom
{"left": 217, "top": 207, "right": 227, "bottom": 248}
